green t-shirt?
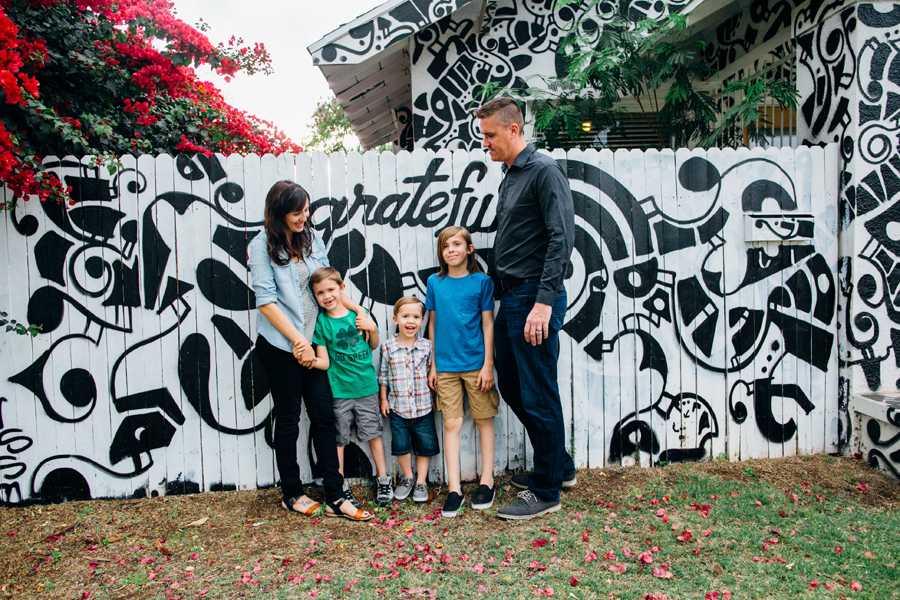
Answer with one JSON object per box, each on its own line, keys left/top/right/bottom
{"left": 312, "top": 310, "right": 379, "bottom": 399}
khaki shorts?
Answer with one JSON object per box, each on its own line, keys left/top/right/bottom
{"left": 435, "top": 370, "right": 499, "bottom": 420}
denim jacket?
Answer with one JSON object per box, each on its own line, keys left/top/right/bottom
{"left": 247, "top": 230, "right": 330, "bottom": 352}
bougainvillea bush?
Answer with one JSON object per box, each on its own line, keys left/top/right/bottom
{"left": 0, "top": 0, "right": 301, "bottom": 207}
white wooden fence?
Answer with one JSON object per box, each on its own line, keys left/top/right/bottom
{"left": 0, "top": 146, "right": 839, "bottom": 503}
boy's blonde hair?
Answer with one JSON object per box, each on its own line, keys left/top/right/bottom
{"left": 436, "top": 226, "right": 482, "bottom": 278}
{"left": 310, "top": 266, "right": 343, "bottom": 288}
{"left": 393, "top": 296, "right": 425, "bottom": 317}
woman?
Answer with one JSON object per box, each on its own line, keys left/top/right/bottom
{"left": 248, "top": 180, "right": 372, "bottom": 521}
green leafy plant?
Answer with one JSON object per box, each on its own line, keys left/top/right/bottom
{"left": 0, "top": 311, "right": 39, "bottom": 336}
{"left": 302, "top": 97, "right": 391, "bottom": 154}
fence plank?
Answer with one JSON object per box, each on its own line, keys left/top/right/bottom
{"left": 821, "top": 144, "right": 840, "bottom": 453}
{"left": 595, "top": 148, "right": 619, "bottom": 468}
{"left": 644, "top": 148, "right": 673, "bottom": 465}
{"left": 565, "top": 148, "right": 591, "bottom": 469}
{"left": 111, "top": 154, "right": 156, "bottom": 499}
{"left": 358, "top": 149, "right": 394, "bottom": 478}
{"left": 377, "top": 150, "right": 416, "bottom": 481}
{"left": 1, "top": 174, "right": 37, "bottom": 504}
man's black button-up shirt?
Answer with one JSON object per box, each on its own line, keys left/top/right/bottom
{"left": 494, "top": 144, "right": 575, "bottom": 306}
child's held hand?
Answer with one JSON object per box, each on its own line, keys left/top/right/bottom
{"left": 476, "top": 365, "right": 494, "bottom": 392}
{"left": 293, "top": 340, "right": 316, "bottom": 368}
{"left": 356, "top": 312, "right": 377, "bottom": 332}
{"left": 380, "top": 397, "right": 390, "bottom": 417}
{"left": 427, "top": 366, "right": 437, "bottom": 391}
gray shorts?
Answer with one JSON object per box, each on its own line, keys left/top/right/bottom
{"left": 333, "top": 393, "right": 384, "bottom": 446}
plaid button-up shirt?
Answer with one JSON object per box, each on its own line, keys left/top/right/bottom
{"left": 378, "top": 335, "right": 433, "bottom": 419}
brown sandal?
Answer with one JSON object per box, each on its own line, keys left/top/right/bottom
{"left": 325, "top": 499, "right": 373, "bottom": 521}
{"left": 281, "top": 496, "right": 320, "bottom": 516}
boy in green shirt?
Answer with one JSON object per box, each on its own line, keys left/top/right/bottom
{"left": 309, "top": 267, "right": 393, "bottom": 505}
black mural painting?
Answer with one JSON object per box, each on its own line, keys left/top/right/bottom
{"left": 408, "top": 0, "right": 691, "bottom": 150}
{"left": 0, "top": 145, "right": 837, "bottom": 503}
{"left": 403, "top": 0, "right": 800, "bottom": 152}
{"left": 794, "top": 2, "right": 900, "bottom": 478}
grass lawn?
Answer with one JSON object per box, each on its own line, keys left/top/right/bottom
{"left": 1, "top": 454, "right": 898, "bottom": 599}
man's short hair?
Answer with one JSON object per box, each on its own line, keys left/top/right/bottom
{"left": 474, "top": 97, "right": 524, "bottom": 134}
{"left": 310, "top": 266, "right": 343, "bottom": 287}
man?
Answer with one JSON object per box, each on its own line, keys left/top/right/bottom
{"left": 475, "top": 97, "right": 576, "bottom": 520}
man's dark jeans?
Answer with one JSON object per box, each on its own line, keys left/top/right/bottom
{"left": 495, "top": 282, "right": 575, "bottom": 502}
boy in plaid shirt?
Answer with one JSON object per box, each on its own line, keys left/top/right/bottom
{"left": 379, "top": 297, "right": 439, "bottom": 502}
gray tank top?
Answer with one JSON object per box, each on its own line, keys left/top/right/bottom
{"left": 295, "top": 259, "right": 318, "bottom": 342}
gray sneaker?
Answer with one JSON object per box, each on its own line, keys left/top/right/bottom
{"left": 394, "top": 476, "right": 414, "bottom": 501}
{"left": 376, "top": 476, "right": 394, "bottom": 504}
{"left": 412, "top": 482, "right": 429, "bottom": 503}
{"left": 497, "top": 489, "right": 561, "bottom": 520}
{"left": 510, "top": 471, "right": 577, "bottom": 490}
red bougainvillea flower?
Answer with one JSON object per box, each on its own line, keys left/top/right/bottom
{"left": 652, "top": 567, "right": 674, "bottom": 579}
{"left": 0, "top": 0, "right": 300, "bottom": 208}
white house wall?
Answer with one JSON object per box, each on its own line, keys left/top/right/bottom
{"left": 795, "top": 0, "right": 900, "bottom": 477}
{"left": 407, "top": 0, "right": 690, "bottom": 150}
{"left": 0, "top": 146, "right": 839, "bottom": 504}
{"left": 406, "top": 0, "right": 800, "bottom": 151}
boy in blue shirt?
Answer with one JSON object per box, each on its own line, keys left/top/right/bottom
{"left": 426, "top": 226, "right": 498, "bottom": 517}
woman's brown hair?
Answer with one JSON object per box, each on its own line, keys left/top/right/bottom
{"left": 264, "top": 180, "right": 312, "bottom": 266}
{"left": 435, "top": 226, "right": 482, "bottom": 278}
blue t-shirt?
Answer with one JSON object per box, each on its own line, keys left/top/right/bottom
{"left": 425, "top": 272, "right": 495, "bottom": 372}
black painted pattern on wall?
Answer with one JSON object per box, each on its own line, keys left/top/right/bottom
{"left": 0, "top": 147, "right": 837, "bottom": 504}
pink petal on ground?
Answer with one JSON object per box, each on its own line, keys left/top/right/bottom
{"left": 851, "top": 581, "right": 862, "bottom": 591}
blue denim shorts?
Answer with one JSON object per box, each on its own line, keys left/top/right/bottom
{"left": 388, "top": 412, "right": 440, "bottom": 457}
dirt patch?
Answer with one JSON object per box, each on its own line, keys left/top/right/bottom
{"left": 0, "top": 454, "right": 895, "bottom": 599}
{"left": 691, "top": 455, "right": 900, "bottom": 509}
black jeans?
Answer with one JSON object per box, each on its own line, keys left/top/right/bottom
{"left": 495, "top": 282, "right": 575, "bottom": 502}
{"left": 255, "top": 335, "right": 343, "bottom": 504}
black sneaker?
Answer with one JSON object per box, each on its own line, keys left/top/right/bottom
{"left": 471, "top": 484, "right": 495, "bottom": 510}
{"left": 342, "top": 482, "right": 362, "bottom": 509}
{"left": 497, "top": 490, "right": 561, "bottom": 520}
{"left": 510, "top": 471, "right": 577, "bottom": 490}
{"left": 441, "top": 491, "right": 465, "bottom": 517}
